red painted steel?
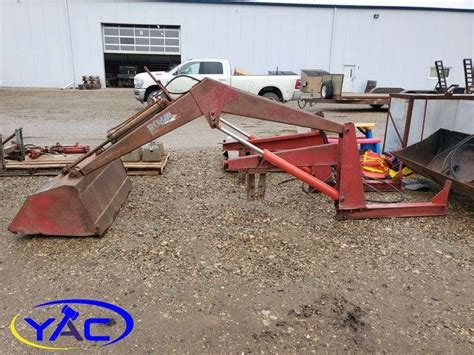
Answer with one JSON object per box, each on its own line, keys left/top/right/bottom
{"left": 223, "top": 131, "right": 325, "bottom": 152}
{"left": 337, "top": 181, "right": 451, "bottom": 219}
{"left": 9, "top": 158, "right": 131, "bottom": 236}
{"left": 81, "top": 80, "right": 344, "bottom": 176}
{"left": 50, "top": 143, "right": 90, "bottom": 155}
{"left": 190, "top": 79, "right": 344, "bottom": 134}
{"left": 261, "top": 149, "right": 340, "bottom": 200}
{"left": 336, "top": 124, "right": 367, "bottom": 210}
{"left": 225, "top": 144, "right": 338, "bottom": 170}
{"left": 327, "top": 137, "right": 381, "bottom": 144}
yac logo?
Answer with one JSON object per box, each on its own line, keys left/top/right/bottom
{"left": 10, "top": 299, "right": 134, "bottom": 350}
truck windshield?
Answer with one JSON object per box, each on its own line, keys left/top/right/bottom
{"left": 168, "top": 64, "right": 180, "bottom": 74}
{"left": 178, "top": 62, "right": 200, "bottom": 75}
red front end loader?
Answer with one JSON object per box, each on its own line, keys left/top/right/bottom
{"left": 9, "top": 78, "right": 450, "bottom": 237}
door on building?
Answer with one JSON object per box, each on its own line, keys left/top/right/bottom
{"left": 342, "top": 65, "right": 357, "bottom": 92}
{"left": 102, "top": 24, "right": 181, "bottom": 88}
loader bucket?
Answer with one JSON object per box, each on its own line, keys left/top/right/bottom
{"left": 393, "top": 129, "right": 474, "bottom": 199}
{"left": 8, "top": 158, "right": 131, "bottom": 237}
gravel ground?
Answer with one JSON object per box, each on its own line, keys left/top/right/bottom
{"left": 0, "top": 88, "right": 473, "bottom": 353}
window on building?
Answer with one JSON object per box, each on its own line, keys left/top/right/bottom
{"left": 429, "top": 66, "right": 451, "bottom": 79}
{"left": 103, "top": 24, "right": 180, "bottom": 55}
{"left": 200, "top": 62, "right": 224, "bottom": 75}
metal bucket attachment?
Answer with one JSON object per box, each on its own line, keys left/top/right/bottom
{"left": 393, "top": 129, "right": 474, "bottom": 198}
{"left": 8, "top": 158, "right": 131, "bottom": 236}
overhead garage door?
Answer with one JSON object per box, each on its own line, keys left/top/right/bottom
{"left": 102, "top": 24, "right": 181, "bottom": 87}
{"left": 103, "top": 24, "right": 180, "bottom": 55}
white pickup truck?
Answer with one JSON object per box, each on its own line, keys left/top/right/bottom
{"left": 134, "top": 59, "right": 301, "bottom": 104}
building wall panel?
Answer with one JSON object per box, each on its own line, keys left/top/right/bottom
{"left": 331, "top": 9, "right": 473, "bottom": 91}
{"left": 2, "top": 0, "right": 73, "bottom": 87}
{"left": 1, "top": 0, "right": 473, "bottom": 90}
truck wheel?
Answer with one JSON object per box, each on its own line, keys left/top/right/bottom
{"left": 320, "top": 81, "right": 333, "bottom": 99}
{"left": 146, "top": 90, "right": 163, "bottom": 105}
{"left": 297, "top": 99, "right": 307, "bottom": 109}
{"left": 262, "top": 92, "right": 280, "bottom": 101}
{"left": 370, "top": 104, "right": 384, "bottom": 110}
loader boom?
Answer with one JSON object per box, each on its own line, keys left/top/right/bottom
{"left": 79, "top": 78, "right": 343, "bottom": 176}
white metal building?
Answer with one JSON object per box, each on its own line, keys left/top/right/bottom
{"left": 1, "top": 0, "right": 473, "bottom": 91}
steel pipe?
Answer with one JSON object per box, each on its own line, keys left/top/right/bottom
{"left": 220, "top": 117, "right": 251, "bottom": 138}
{"left": 218, "top": 127, "right": 264, "bottom": 154}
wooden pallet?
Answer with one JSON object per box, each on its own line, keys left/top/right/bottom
{"left": 124, "top": 153, "right": 169, "bottom": 176}
{"left": 0, "top": 153, "right": 170, "bottom": 177}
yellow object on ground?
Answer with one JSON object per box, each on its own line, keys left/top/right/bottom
{"left": 360, "top": 151, "right": 389, "bottom": 178}
{"left": 355, "top": 122, "right": 376, "bottom": 130}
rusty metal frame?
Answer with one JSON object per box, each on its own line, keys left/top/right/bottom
{"left": 382, "top": 105, "right": 404, "bottom": 153}
{"left": 420, "top": 99, "right": 428, "bottom": 141}
{"left": 384, "top": 93, "right": 474, "bottom": 152}
{"left": 401, "top": 96, "right": 415, "bottom": 147}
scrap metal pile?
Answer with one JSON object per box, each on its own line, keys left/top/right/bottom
{"left": 8, "top": 78, "right": 451, "bottom": 237}
{"left": 0, "top": 128, "right": 90, "bottom": 162}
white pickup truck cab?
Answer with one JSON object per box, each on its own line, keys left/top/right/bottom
{"left": 134, "top": 59, "right": 301, "bottom": 104}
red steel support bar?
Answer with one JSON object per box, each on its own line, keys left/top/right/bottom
{"left": 261, "top": 149, "right": 340, "bottom": 200}
{"left": 337, "top": 181, "right": 451, "bottom": 219}
{"left": 223, "top": 130, "right": 325, "bottom": 152}
{"left": 327, "top": 137, "right": 381, "bottom": 144}
{"left": 226, "top": 144, "right": 338, "bottom": 170}
{"left": 336, "top": 124, "right": 367, "bottom": 209}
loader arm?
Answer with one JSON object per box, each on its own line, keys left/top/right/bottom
{"left": 79, "top": 78, "right": 343, "bottom": 175}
